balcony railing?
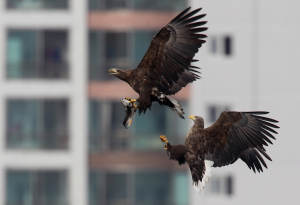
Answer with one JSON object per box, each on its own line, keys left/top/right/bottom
{"left": 7, "top": 133, "right": 68, "bottom": 149}
{"left": 7, "top": 62, "right": 69, "bottom": 79}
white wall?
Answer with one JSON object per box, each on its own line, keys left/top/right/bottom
{"left": 190, "top": 0, "right": 300, "bottom": 204}
{"left": 0, "top": 0, "right": 88, "bottom": 204}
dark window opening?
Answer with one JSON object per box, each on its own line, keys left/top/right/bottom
{"left": 7, "top": 0, "right": 68, "bottom": 9}
{"left": 6, "top": 99, "right": 69, "bottom": 149}
{"left": 208, "top": 105, "right": 230, "bottom": 123}
{"left": 7, "top": 30, "right": 69, "bottom": 79}
{"left": 89, "top": 0, "right": 186, "bottom": 11}
{"left": 226, "top": 176, "right": 233, "bottom": 195}
{"left": 224, "top": 36, "right": 232, "bottom": 56}
{"left": 6, "top": 170, "right": 67, "bottom": 205}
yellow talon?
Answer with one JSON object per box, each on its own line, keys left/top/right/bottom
{"left": 160, "top": 135, "right": 169, "bottom": 150}
{"left": 160, "top": 135, "right": 168, "bottom": 143}
{"left": 125, "top": 97, "right": 138, "bottom": 107}
{"left": 129, "top": 99, "right": 137, "bottom": 103}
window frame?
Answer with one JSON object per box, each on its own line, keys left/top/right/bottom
{"left": 6, "top": 29, "right": 69, "bottom": 79}
{"left": 6, "top": 169, "right": 68, "bottom": 205}
{"left": 6, "top": 0, "right": 69, "bottom": 10}
{"left": 6, "top": 98, "right": 69, "bottom": 150}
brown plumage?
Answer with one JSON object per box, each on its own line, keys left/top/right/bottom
{"left": 109, "top": 7, "right": 207, "bottom": 117}
{"left": 160, "top": 111, "right": 279, "bottom": 193}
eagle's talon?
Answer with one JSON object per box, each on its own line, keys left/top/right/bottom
{"left": 164, "top": 145, "right": 168, "bottom": 150}
{"left": 160, "top": 135, "right": 168, "bottom": 143}
{"left": 132, "top": 102, "right": 139, "bottom": 108}
{"left": 160, "top": 135, "right": 169, "bottom": 150}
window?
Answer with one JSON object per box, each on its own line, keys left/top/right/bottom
{"left": 89, "top": 100, "right": 188, "bottom": 152}
{"left": 135, "top": 172, "right": 170, "bottom": 204}
{"left": 207, "top": 175, "right": 234, "bottom": 197}
{"left": 6, "top": 170, "right": 67, "bottom": 205}
{"left": 7, "top": 0, "right": 68, "bottom": 9}
{"left": 7, "top": 99, "right": 68, "bottom": 149}
{"left": 89, "top": 30, "right": 156, "bottom": 81}
{"left": 89, "top": 31, "right": 129, "bottom": 81}
{"left": 224, "top": 36, "right": 232, "bottom": 56}
{"left": 7, "top": 30, "right": 68, "bottom": 79}
{"left": 208, "top": 105, "right": 230, "bottom": 123}
{"left": 106, "top": 173, "right": 127, "bottom": 204}
{"left": 89, "top": 170, "right": 189, "bottom": 205}
{"left": 89, "top": 0, "right": 186, "bottom": 11}
{"left": 134, "top": 0, "right": 186, "bottom": 11}
{"left": 209, "top": 35, "right": 233, "bottom": 57}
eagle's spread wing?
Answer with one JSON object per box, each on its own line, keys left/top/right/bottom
{"left": 134, "top": 7, "right": 207, "bottom": 95}
{"left": 202, "top": 111, "right": 279, "bottom": 173}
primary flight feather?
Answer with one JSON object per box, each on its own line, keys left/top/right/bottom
{"left": 109, "top": 7, "right": 207, "bottom": 118}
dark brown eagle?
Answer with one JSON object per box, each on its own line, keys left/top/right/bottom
{"left": 160, "top": 111, "right": 279, "bottom": 193}
{"left": 109, "top": 7, "right": 207, "bottom": 118}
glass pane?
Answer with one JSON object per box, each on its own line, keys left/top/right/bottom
{"left": 89, "top": 100, "right": 102, "bottom": 151}
{"left": 135, "top": 172, "right": 170, "bottom": 205}
{"left": 37, "top": 171, "right": 67, "bottom": 205}
{"left": 106, "top": 0, "right": 126, "bottom": 10}
{"left": 43, "top": 30, "right": 68, "bottom": 78}
{"left": 6, "top": 171, "right": 32, "bottom": 205}
{"left": 43, "top": 100, "right": 68, "bottom": 149}
{"left": 106, "top": 32, "right": 127, "bottom": 59}
{"left": 134, "top": 0, "right": 186, "bottom": 11}
{"left": 224, "top": 36, "right": 232, "bottom": 56}
{"left": 106, "top": 173, "right": 127, "bottom": 203}
{"left": 210, "top": 36, "right": 218, "bottom": 54}
{"left": 7, "top": 30, "right": 37, "bottom": 78}
{"left": 89, "top": 31, "right": 102, "bottom": 80}
{"left": 132, "top": 103, "right": 166, "bottom": 150}
{"left": 7, "top": 100, "right": 68, "bottom": 149}
{"left": 43, "top": 0, "right": 68, "bottom": 9}
{"left": 134, "top": 30, "right": 156, "bottom": 67}
{"left": 226, "top": 176, "right": 233, "bottom": 195}
{"left": 89, "top": 171, "right": 100, "bottom": 205}
{"left": 174, "top": 172, "right": 189, "bottom": 205}
{"left": 210, "top": 177, "right": 221, "bottom": 194}
{"left": 7, "top": 100, "right": 39, "bottom": 148}
{"left": 89, "top": 0, "right": 99, "bottom": 11}
{"left": 208, "top": 105, "right": 217, "bottom": 123}
{"left": 7, "top": 0, "right": 68, "bottom": 9}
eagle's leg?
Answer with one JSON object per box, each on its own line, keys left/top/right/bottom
{"left": 160, "top": 135, "right": 168, "bottom": 150}
{"left": 125, "top": 97, "right": 139, "bottom": 109}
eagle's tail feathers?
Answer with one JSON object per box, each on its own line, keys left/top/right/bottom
{"left": 193, "top": 160, "right": 214, "bottom": 194}
{"left": 166, "top": 96, "right": 185, "bottom": 119}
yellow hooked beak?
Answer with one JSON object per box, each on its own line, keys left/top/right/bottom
{"left": 189, "top": 115, "right": 196, "bottom": 121}
{"left": 109, "top": 68, "right": 118, "bottom": 75}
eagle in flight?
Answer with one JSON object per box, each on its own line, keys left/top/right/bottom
{"left": 109, "top": 7, "right": 207, "bottom": 118}
{"left": 160, "top": 111, "right": 279, "bottom": 193}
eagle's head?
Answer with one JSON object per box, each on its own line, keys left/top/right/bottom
{"left": 189, "top": 115, "right": 204, "bottom": 128}
{"left": 108, "top": 68, "right": 127, "bottom": 80}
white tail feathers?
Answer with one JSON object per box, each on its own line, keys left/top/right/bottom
{"left": 193, "top": 160, "right": 214, "bottom": 194}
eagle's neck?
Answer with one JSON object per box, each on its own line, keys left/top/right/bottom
{"left": 116, "top": 70, "right": 132, "bottom": 83}
{"left": 192, "top": 122, "right": 204, "bottom": 130}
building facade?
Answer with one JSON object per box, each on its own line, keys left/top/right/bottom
{"left": 190, "top": 0, "right": 300, "bottom": 204}
{"left": 0, "top": 0, "right": 192, "bottom": 205}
